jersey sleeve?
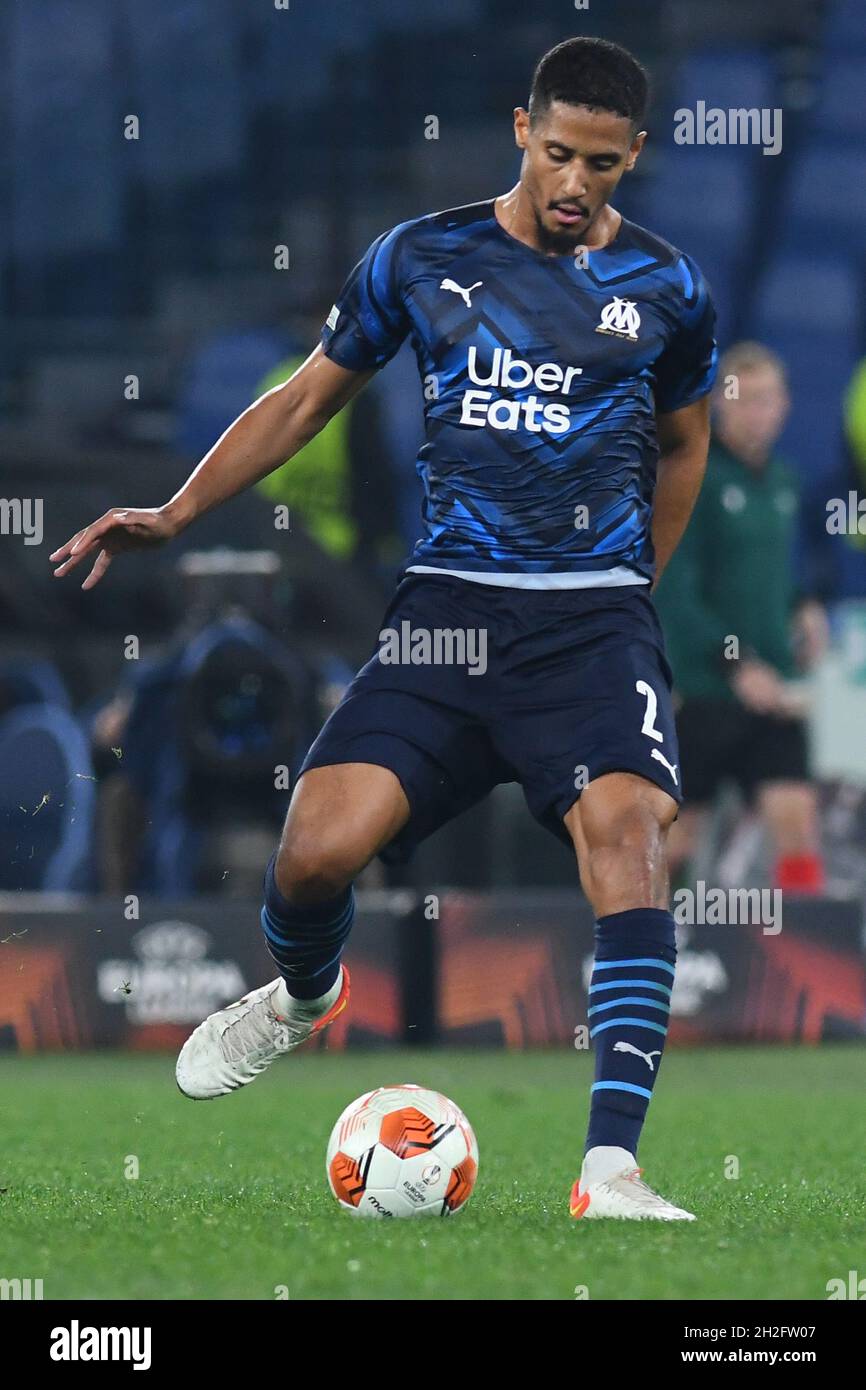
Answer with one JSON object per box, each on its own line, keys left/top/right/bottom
{"left": 320, "top": 226, "right": 411, "bottom": 372}
{"left": 652, "top": 253, "right": 718, "bottom": 413}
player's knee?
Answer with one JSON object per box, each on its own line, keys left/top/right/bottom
{"left": 274, "top": 830, "right": 360, "bottom": 904}
{"left": 585, "top": 795, "right": 674, "bottom": 865}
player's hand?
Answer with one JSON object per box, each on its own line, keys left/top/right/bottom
{"left": 49, "top": 506, "right": 181, "bottom": 590}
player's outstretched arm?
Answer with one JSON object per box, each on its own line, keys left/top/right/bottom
{"left": 50, "top": 346, "right": 373, "bottom": 589}
{"left": 650, "top": 395, "right": 711, "bottom": 588}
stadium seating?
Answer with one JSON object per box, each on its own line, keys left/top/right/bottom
{"left": 781, "top": 144, "right": 866, "bottom": 252}
{"left": 813, "top": 55, "right": 866, "bottom": 138}
{"left": 670, "top": 47, "right": 777, "bottom": 121}
{"left": 0, "top": 659, "right": 71, "bottom": 713}
{"left": 10, "top": 0, "right": 121, "bottom": 259}
{"left": 173, "top": 329, "right": 298, "bottom": 460}
{"left": 119, "top": 0, "right": 245, "bottom": 187}
{"left": 0, "top": 705, "right": 96, "bottom": 891}
{"left": 823, "top": 0, "right": 866, "bottom": 51}
{"left": 641, "top": 150, "right": 756, "bottom": 341}
{"left": 752, "top": 256, "right": 860, "bottom": 338}
{"left": 751, "top": 255, "right": 862, "bottom": 488}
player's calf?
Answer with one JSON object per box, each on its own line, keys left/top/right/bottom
{"left": 566, "top": 771, "right": 677, "bottom": 915}
{"left": 264, "top": 761, "right": 409, "bottom": 998}
{"left": 176, "top": 762, "right": 408, "bottom": 1100}
{"left": 565, "top": 773, "right": 681, "bottom": 1181}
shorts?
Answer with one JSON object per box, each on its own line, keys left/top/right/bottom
{"left": 300, "top": 572, "right": 681, "bottom": 864}
{"left": 675, "top": 696, "right": 810, "bottom": 806}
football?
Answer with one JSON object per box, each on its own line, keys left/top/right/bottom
{"left": 326, "top": 1084, "right": 479, "bottom": 1218}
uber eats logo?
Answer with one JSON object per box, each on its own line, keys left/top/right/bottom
{"left": 460, "top": 345, "right": 583, "bottom": 434}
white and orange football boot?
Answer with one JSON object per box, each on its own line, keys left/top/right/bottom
{"left": 176, "top": 966, "right": 350, "bottom": 1100}
{"left": 570, "top": 1145, "right": 695, "bottom": 1221}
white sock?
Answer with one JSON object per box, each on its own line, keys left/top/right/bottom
{"left": 582, "top": 1145, "right": 637, "bottom": 1182}
{"left": 275, "top": 970, "right": 342, "bottom": 1021}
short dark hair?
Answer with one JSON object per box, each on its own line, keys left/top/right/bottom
{"left": 528, "top": 37, "right": 649, "bottom": 129}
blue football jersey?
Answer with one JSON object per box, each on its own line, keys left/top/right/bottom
{"left": 321, "top": 198, "right": 717, "bottom": 586}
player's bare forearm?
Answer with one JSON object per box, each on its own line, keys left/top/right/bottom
{"left": 50, "top": 346, "right": 371, "bottom": 589}
{"left": 163, "top": 347, "right": 372, "bottom": 530}
{"left": 650, "top": 396, "right": 711, "bottom": 587}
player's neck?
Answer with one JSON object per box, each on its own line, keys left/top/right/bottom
{"left": 493, "top": 185, "right": 622, "bottom": 255}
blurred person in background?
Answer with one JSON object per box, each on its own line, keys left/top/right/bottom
{"left": 840, "top": 358, "right": 866, "bottom": 573}
{"left": 844, "top": 357, "right": 866, "bottom": 500}
{"left": 254, "top": 323, "right": 406, "bottom": 599}
{"left": 656, "top": 342, "right": 828, "bottom": 893}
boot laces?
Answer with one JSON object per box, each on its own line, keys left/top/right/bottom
{"left": 219, "top": 990, "right": 295, "bottom": 1063}
{"left": 605, "top": 1165, "right": 672, "bottom": 1210}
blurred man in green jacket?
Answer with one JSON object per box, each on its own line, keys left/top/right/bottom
{"left": 254, "top": 350, "right": 404, "bottom": 596}
{"left": 655, "top": 342, "right": 826, "bottom": 892}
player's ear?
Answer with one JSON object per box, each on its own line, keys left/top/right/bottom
{"left": 513, "top": 107, "right": 530, "bottom": 150}
{"left": 625, "top": 130, "right": 647, "bottom": 172}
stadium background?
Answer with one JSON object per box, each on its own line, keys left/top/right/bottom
{"left": 2, "top": 0, "right": 866, "bottom": 1054}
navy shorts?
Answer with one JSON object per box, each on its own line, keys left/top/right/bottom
{"left": 299, "top": 573, "right": 681, "bottom": 864}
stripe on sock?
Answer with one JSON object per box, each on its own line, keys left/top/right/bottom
{"left": 590, "top": 1016, "right": 669, "bottom": 1037}
{"left": 592, "top": 1080, "right": 654, "bottom": 1100}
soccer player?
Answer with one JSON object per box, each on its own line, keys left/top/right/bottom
{"left": 51, "top": 38, "right": 717, "bottom": 1220}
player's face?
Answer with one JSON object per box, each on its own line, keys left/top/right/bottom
{"left": 514, "top": 101, "right": 645, "bottom": 251}
{"left": 714, "top": 365, "right": 790, "bottom": 461}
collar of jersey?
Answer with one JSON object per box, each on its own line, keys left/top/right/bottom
{"left": 484, "top": 197, "right": 629, "bottom": 265}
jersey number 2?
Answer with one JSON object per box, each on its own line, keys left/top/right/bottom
{"left": 635, "top": 680, "right": 663, "bottom": 743}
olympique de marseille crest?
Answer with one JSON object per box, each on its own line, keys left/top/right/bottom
{"left": 595, "top": 296, "right": 641, "bottom": 340}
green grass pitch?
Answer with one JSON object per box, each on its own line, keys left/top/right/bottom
{"left": 0, "top": 1047, "right": 862, "bottom": 1301}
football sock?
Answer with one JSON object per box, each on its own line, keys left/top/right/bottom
{"left": 584, "top": 907, "right": 676, "bottom": 1158}
{"left": 261, "top": 851, "right": 354, "bottom": 1002}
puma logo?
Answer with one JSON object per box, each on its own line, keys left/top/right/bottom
{"left": 440, "top": 277, "right": 482, "bottom": 308}
{"left": 651, "top": 748, "right": 679, "bottom": 785}
{"left": 613, "top": 1040, "right": 662, "bottom": 1072}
